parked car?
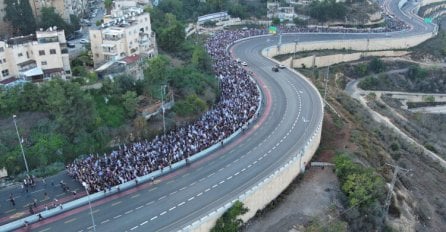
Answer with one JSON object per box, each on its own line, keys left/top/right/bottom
{"left": 272, "top": 66, "right": 279, "bottom": 72}
{"left": 67, "top": 42, "right": 75, "bottom": 48}
{"left": 278, "top": 64, "right": 286, "bottom": 69}
{"left": 241, "top": 61, "right": 248, "bottom": 66}
{"left": 80, "top": 39, "right": 90, "bottom": 44}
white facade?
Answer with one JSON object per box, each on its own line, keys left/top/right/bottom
{"left": 0, "top": 28, "right": 71, "bottom": 83}
{"left": 90, "top": 7, "right": 156, "bottom": 67}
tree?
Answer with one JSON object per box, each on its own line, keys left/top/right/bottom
{"left": 144, "top": 56, "right": 170, "bottom": 97}
{"left": 191, "top": 46, "right": 212, "bottom": 73}
{"left": 104, "top": 0, "right": 113, "bottom": 15}
{"left": 272, "top": 17, "right": 280, "bottom": 25}
{"left": 39, "top": 7, "right": 73, "bottom": 35}
{"left": 4, "top": 0, "right": 37, "bottom": 35}
{"left": 122, "top": 91, "right": 138, "bottom": 118}
{"left": 211, "top": 201, "right": 248, "bottom": 232}
{"left": 368, "top": 57, "right": 384, "bottom": 73}
{"left": 157, "top": 14, "right": 185, "bottom": 52}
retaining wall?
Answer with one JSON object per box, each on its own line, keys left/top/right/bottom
{"left": 288, "top": 50, "right": 409, "bottom": 68}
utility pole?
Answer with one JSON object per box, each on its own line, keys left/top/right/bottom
{"left": 161, "top": 85, "right": 167, "bottom": 136}
{"left": 13, "top": 115, "right": 29, "bottom": 173}
{"left": 323, "top": 66, "right": 330, "bottom": 103}
{"left": 383, "top": 163, "right": 410, "bottom": 220}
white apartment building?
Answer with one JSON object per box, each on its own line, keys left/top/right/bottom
{"left": 89, "top": 7, "right": 156, "bottom": 68}
{"left": 0, "top": 27, "right": 71, "bottom": 83}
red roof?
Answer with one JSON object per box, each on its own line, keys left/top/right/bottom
{"left": 121, "top": 55, "right": 140, "bottom": 64}
{"left": 0, "top": 77, "right": 18, "bottom": 85}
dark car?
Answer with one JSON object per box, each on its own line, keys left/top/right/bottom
{"left": 272, "top": 66, "right": 279, "bottom": 72}
{"left": 67, "top": 42, "right": 75, "bottom": 48}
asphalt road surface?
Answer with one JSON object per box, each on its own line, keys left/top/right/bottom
{"left": 8, "top": 0, "right": 435, "bottom": 231}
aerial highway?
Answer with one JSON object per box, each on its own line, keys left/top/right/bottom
{"left": 10, "top": 0, "right": 436, "bottom": 231}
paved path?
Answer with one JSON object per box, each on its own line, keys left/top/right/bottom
{"left": 0, "top": 171, "right": 84, "bottom": 226}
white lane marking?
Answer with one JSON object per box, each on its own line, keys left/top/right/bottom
{"left": 169, "top": 206, "right": 176, "bottom": 211}
{"left": 101, "top": 219, "right": 110, "bottom": 224}
{"left": 208, "top": 173, "right": 215, "bottom": 178}
{"left": 212, "top": 184, "right": 218, "bottom": 188}
{"left": 130, "top": 226, "right": 138, "bottom": 230}
{"left": 140, "top": 221, "right": 148, "bottom": 226}
{"left": 227, "top": 176, "right": 232, "bottom": 180}
{"left": 241, "top": 168, "right": 246, "bottom": 172}
{"left": 219, "top": 180, "right": 225, "bottom": 184}
{"left": 253, "top": 161, "right": 258, "bottom": 164}
{"left": 188, "top": 197, "right": 195, "bottom": 201}
{"left": 199, "top": 178, "right": 205, "bottom": 182}
{"left": 146, "top": 201, "right": 154, "bottom": 206}
{"left": 169, "top": 191, "right": 177, "bottom": 195}
{"left": 151, "top": 216, "right": 158, "bottom": 221}
{"left": 248, "top": 164, "right": 252, "bottom": 168}
{"left": 259, "top": 157, "right": 263, "bottom": 160}
{"left": 159, "top": 196, "right": 166, "bottom": 200}
{"left": 190, "top": 181, "right": 196, "bottom": 186}
{"left": 234, "top": 172, "right": 240, "bottom": 176}
{"left": 180, "top": 187, "right": 187, "bottom": 191}
{"left": 125, "top": 210, "right": 133, "bottom": 214}
{"left": 178, "top": 202, "right": 185, "bottom": 206}
{"left": 197, "top": 192, "right": 203, "bottom": 197}
{"left": 160, "top": 211, "right": 166, "bottom": 216}
{"left": 205, "top": 188, "right": 210, "bottom": 192}
{"left": 218, "top": 168, "right": 224, "bottom": 172}
{"left": 136, "top": 206, "right": 144, "bottom": 210}
{"left": 114, "top": 215, "right": 122, "bottom": 219}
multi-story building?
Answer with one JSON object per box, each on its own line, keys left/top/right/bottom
{"left": 0, "top": 27, "right": 71, "bottom": 83}
{"left": 89, "top": 7, "right": 156, "bottom": 68}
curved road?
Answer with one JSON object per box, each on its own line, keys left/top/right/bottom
{"left": 22, "top": 0, "right": 434, "bottom": 231}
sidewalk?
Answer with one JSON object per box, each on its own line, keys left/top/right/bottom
{"left": 0, "top": 171, "right": 84, "bottom": 226}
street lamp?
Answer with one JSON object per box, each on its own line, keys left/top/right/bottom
{"left": 82, "top": 182, "right": 96, "bottom": 231}
{"left": 161, "top": 84, "right": 168, "bottom": 136}
{"left": 12, "top": 115, "right": 29, "bottom": 173}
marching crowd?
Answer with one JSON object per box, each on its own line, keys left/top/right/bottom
{"left": 66, "top": 30, "right": 261, "bottom": 193}
{"left": 66, "top": 18, "right": 409, "bottom": 193}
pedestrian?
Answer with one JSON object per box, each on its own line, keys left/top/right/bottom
{"left": 9, "top": 193, "right": 15, "bottom": 207}
{"left": 44, "top": 192, "right": 48, "bottom": 200}
{"left": 38, "top": 213, "right": 44, "bottom": 221}
{"left": 42, "top": 178, "right": 46, "bottom": 186}
{"left": 29, "top": 205, "right": 34, "bottom": 215}
{"left": 33, "top": 198, "right": 37, "bottom": 208}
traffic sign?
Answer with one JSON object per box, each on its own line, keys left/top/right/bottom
{"left": 269, "top": 26, "right": 277, "bottom": 34}
{"left": 424, "top": 18, "right": 433, "bottom": 23}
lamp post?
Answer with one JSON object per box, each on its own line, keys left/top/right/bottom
{"left": 12, "top": 115, "right": 29, "bottom": 173}
{"left": 82, "top": 182, "right": 96, "bottom": 231}
{"left": 161, "top": 84, "right": 167, "bottom": 136}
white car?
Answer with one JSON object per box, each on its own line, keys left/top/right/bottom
{"left": 241, "top": 62, "right": 248, "bottom": 66}
{"left": 80, "top": 39, "right": 90, "bottom": 44}
{"left": 278, "top": 64, "right": 286, "bottom": 69}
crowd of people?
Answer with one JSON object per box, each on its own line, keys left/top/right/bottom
{"left": 66, "top": 30, "right": 262, "bottom": 193}
{"left": 66, "top": 17, "right": 410, "bottom": 193}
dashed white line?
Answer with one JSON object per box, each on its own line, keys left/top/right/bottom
{"left": 205, "top": 188, "right": 210, "bottom": 192}
{"left": 169, "top": 191, "right": 177, "bottom": 195}
{"left": 130, "top": 226, "right": 138, "bottom": 230}
{"left": 219, "top": 180, "right": 225, "bottom": 184}
{"left": 188, "top": 197, "right": 195, "bottom": 201}
{"left": 146, "top": 201, "right": 154, "bottom": 206}
{"left": 140, "top": 221, "right": 148, "bottom": 226}
{"left": 208, "top": 173, "right": 215, "bottom": 178}
{"left": 248, "top": 164, "right": 252, "bottom": 168}
{"left": 190, "top": 181, "right": 196, "bottom": 186}
{"left": 218, "top": 168, "right": 224, "bottom": 172}
{"left": 159, "top": 196, "right": 166, "bottom": 200}
{"left": 212, "top": 184, "right": 218, "bottom": 188}
{"left": 135, "top": 206, "right": 144, "bottom": 210}
{"left": 197, "top": 192, "right": 203, "bottom": 197}
{"left": 160, "top": 211, "right": 166, "bottom": 216}
{"left": 151, "top": 216, "right": 158, "bottom": 221}
{"left": 169, "top": 206, "right": 176, "bottom": 211}
{"left": 241, "top": 168, "right": 246, "bottom": 172}
{"left": 227, "top": 176, "right": 232, "bottom": 180}
{"left": 179, "top": 187, "right": 187, "bottom": 191}
{"left": 253, "top": 160, "right": 258, "bottom": 164}
{"left": 114, "top": 215, "right": 122, "bottom": 219}
{"left": 199, "top": 178, "right": 205, "bottom": 182}
{"left": 178, "top": 202, "right": 185, "bottom": 206}
{"left": 125, "top": 210, "right": 133, "bottom": 214}
{"left": 101, "top": 219, "right": 110, "bottom": 224}
{"left": 234, "top": 172, "right": 240, "bottom": 176}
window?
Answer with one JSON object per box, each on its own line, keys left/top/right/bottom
{"left": 41, "top": 61, "right": 47, "bottom": 65}
{"left": 50, "top": 49, "right": 56, "bottom": 54}
{"left": 0, "top": 47, "right": 4, "bottom": 52}
{"left": 26, "top": 51, "right": 29, "bottom": 58}
{"left": 95, "top": 53, "right": 99, "bottom": 58}
{"left": 18, "top": 52, "right": 23, "bottom": 57}
{"left": 0, "top": 60, "right": 2, "bottom": 64}
{"left": 39, "top": 50, "right": 45, "bottom": 55}
{"left": 3, "top": 58, "right": 6, "bottom": 63}
{"left": 2, "top": 69, "right": 9, "bottom": 77}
